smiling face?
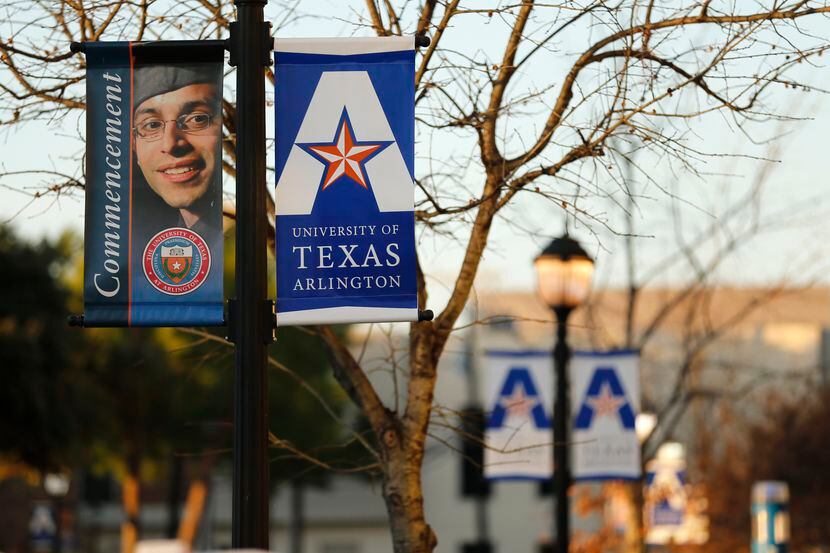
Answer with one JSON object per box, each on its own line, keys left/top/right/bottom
{"left": 134, "top": 83, "right": 219, "bottom": 211}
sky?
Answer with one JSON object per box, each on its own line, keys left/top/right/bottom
{"left": 2, "top": 1, "right": 830, "bottom": 311}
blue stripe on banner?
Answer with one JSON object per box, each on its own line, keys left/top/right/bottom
{"left": 485, "top": 475, "right": 549, "bottom": 482}
{"left": 573, "top": 349, "right": 640, "bottom": 357}
{"left": 128, "top": 302, "right": 225, "bottom": 327}
{"left": 484, "top": 349, "right": 551, "bottom": 358}
{"left": 573, "top": 474, "right": 640, "bottom": 482}
{"left": 273, "top": 50, "right": 412, "bottom": 65}
{"left": 273, "top": 40, "right": 418, "bottom": 325}
{"left": 487, "top": 349, "right": 641, "bottom": 358}
{"left": 83, "top": 42, "right": 132, "bottom": 327}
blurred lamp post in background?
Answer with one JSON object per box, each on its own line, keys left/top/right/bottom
{"left": 627, "top": 412, "right": 658, "bottom": 552}
{"left": 43, "top": 473, "right": 70, "bottom": 553}
{"left": 534, "top": 234, "right": 594, "bottom": 553}
{"left": 644, "top": 442, "right": 688, "bottom": 547}
{"left": 636, "top": 412, "right": 658, "bottom": 444}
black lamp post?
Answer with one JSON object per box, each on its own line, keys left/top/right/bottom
{"left": 43, "top": 473, "right": 70, "bottom": 553}
{"left": 534, "top": 234, "right": 594, "bottom": 553}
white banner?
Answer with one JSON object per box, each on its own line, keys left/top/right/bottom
{"left": 644, "top": 443, "right": 709, "bottom": 545}
{"left": 483, "top": 350, "right": 552, "bottom": 480}
{"left": 571, "top": 351, "right": 641, "bottom": 480}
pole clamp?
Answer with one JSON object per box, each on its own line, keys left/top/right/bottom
{"left": 227, "top": 21, "right": 273, "bottom": 67}
{"left": 226, "top": 299, "right": 276, "bottom": 344}
{"left": 418, "top": 309, "right": 434, "bottom": 322}
{"left": 67, "top": 314, "right": 85, "bottom": 327}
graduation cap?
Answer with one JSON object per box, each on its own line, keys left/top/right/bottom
{"left": 134, "top": 64, "right": 219, "bottom": 108}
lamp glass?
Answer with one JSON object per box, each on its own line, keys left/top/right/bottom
{"left": 534, "top": 256, "right": 594, "bottom": 308}
{"left": 656, "top": 441, "right": 685, "bottom": 462}
{"left": 635, "top": 412, "right": 658, "bottom": 443}
{"left": 44, "top": 472, "right": 70, "bottom": 497}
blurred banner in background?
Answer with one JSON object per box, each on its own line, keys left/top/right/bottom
{"left": 645, "top": 442, "right": 709, "bottom": 546}
{"left": 571, "top": 350, "right": 641, "bottom": 481}
{"left": 483, "top": 350, "right": 552, "bottom": 480}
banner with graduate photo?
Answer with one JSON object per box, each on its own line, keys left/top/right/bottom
{"left": 82, "top": 41, "right": 225, "bottom": 326}
{"left": 571, "top": 350, "right": 641, "bottom": 480}
{"left": 483, "top": 350, "right": 553, "bottom": 480}
{"left": 273, "top": 37, "right": 418, "bottom": 326}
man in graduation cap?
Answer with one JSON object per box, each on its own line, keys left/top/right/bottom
{"left": 132, "top": 63, "right": 223, "bottom": 240}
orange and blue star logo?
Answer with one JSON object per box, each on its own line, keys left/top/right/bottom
{"left": 298, "top": 109, "right": 392, "bottom": 191}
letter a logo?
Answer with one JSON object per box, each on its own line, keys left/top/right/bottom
{"left": 487, "top": 367, "right": 551, "bottom": 430}
{"left": 276, "top": 71, "right": 413, "bottom": 216}
{"left": 573, "top": 367, "right": 635, "bottom": 430}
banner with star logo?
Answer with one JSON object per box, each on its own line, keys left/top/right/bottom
{"left": 273, "top": 37, "right": 418, "bottom": 325}
{"left": 571, "top": 350, "right": 641, "bottom": 480}
{"left": 483, "top": 350, "right": 553, "bottom": 480}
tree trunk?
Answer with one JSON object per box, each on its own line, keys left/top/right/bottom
{"left": 166, "top": 454, "right": 183, "bottom": 538}
{"left": 378, "top": 322, "right": 440, "bottom": 553}
{"left": 120, "top": 455, "right": 140, "bottom": 553}
{"left": 176, "top": 478, "right": 208, "bottom": 547}
{"left": 382, "top": 444, "right": 437, "bottom": 553}
{"left": 621, "top": 480, "right": 645, "bottom": 553}
{"left": 176, "top": 455, "right": 215, "bottom": 547}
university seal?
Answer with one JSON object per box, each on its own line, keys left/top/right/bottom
{"left": 143, "top": 228, "right": 211, "bottom": 295}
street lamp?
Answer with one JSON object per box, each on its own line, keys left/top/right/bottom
{"left": 635, "top": 412, "right": 658, "bottom": 444}
{"left": 43, "top": 473, "right": 70, "bottom": 553}
{"left": 534, "top": 234, "right": 594, "bottom": 553}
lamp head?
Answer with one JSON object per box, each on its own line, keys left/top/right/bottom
{"left": 534, "top": 234, "right": 594, "bottom": 309}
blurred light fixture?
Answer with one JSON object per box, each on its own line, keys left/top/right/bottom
{"left": 534, "top": 234, "right": 594, "bottom": 310}
{"left": 43, "top": 473, "right": 70, "bottom": 497}
{"left": 636, "top": 412, "right": 658, "bottom": 444}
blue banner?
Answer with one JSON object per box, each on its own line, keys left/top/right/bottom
{"left": 83, "top": 42, "right": 224, "bottom": 326}
{"left": 273, "top": 37, "right": 418, "bottom": 326}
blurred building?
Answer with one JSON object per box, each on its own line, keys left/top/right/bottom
{"left": 473, "top": 287, "right": 830, "bottom": 452}
{"left": 58, "top": 286, "right": 830, "bottom": 552}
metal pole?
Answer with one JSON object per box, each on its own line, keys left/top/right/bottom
{"left": 289, "top": 480, "right": 304, "bottom": 553}
{"left": 231, "top": 0, "right": 271, "bottom": 547}
{"left": 54, "top": 496, "right": 63, "bottom": 553}
{"left": 553, "top": 306, "right": 572, "bottom": 553}
{"left": 462, "top": 331, "right": 492, "bottom": 552}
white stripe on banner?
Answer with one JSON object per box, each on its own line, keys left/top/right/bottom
{"left": 276, "top": 306, "right": 418, "bottom": 326}
{"left": 483, "top": 351, "right": 553, "bottom": 480}
{"left": 274, "top": 36, "right": 414, "bottom": 55}
{"left": 571, "top": 350, "right": 641, "bottom": 481}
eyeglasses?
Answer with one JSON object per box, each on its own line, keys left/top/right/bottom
{"left": 133, "top": 112, "right": 215, "bottom": 140}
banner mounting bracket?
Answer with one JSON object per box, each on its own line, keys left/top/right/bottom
{"left": 228, "top": 21, "right": 273, "bottom": 68}
{"left": 226, "top": 299, "right": 276, "bottom": 343}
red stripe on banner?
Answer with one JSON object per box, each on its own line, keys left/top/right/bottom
{"left": 128, "top": 41, "right": 134, "bottom": 326}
